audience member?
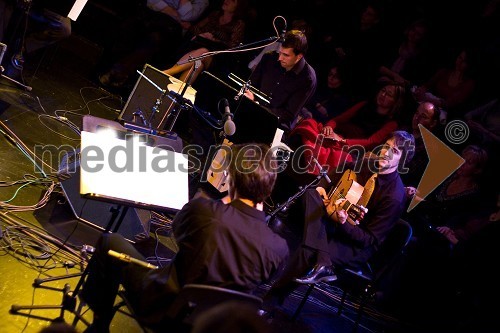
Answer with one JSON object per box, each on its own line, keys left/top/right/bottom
{"left": 464, "top": 96, "right": 500, "bottom": 147}
{"left": 244, "top": 29, "right": 317, "bottom": 132}
{"left": 319, "top": 1, "right": 390, "bottom": 99}
{"left": 97, "top": 0, "right": 209, "bottom": 89}
{"left": 80, "top": 144, "right": 288, "bottom": 333}
{"left": 399, "top": 170, "right": 494, "bottom": 332}
{"left": 291, "top": 82, "right": 408, "bottom": 173}
{"left": 406, "top": 144, "right": 488, "bottom": 237}
{"left": 435, "top": 192, "right": 498, "bottom": 247}
{"left": 162, "top": 0, "right": 248, "bottom": 83}
{"left": 299, "top": 62, "right": 355, "bottom": 123}
{"left": 147, "top": 0, "right": 209, "bottom": 24}
{"left": 400, "top": 101, "right": 441, "bottom": 187}
{"left": 378, "top": 19, "right": 431, "bottom": 86}
{"left": 267, "top": 131, "right": 414, "bottom": 301}
{"left": 412, "top": 47, "right": 479, "bottom": 119}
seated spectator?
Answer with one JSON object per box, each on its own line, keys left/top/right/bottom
{"left": 147, "top": 0, "right": 209, "bottom": 24}
{"left": 162, "top": 0, "right": 248, "bottom": 83}
{"left": 406, "top": 145, "right": 488, "bottom": 237}
{"left": 435, "top": 192, "right": 499, "bottom": 247}
{"left": 378, "top": 19, "right": 431, "bottom": 86}
{"left": 399, "top": 173, "right": 495, "bottom": 332}
{"left": 291, "top": 82, "right": 408, "bottom": 173}
{"left": 299, "top": 61, "right": 355, "bottom": 123}
{"left": 319, "top": 1, "right": 390, "bottom": 99}
{"left": 412, "top": 47, "right": 479, "bottom": 119}
{"left": 97, "top": 0, "right": 209, "bottom": 89}
{"left": 80, "top": 143, "right": 288, "bottom": 333}
{"left": 400, "top": 101, "right": 441, "bottom": 187}
{"left": 464, "top": 96, "right": 500, "bottom": 146}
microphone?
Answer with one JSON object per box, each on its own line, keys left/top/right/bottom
{"left": 108, "top": 250, "right": 158, "bottom": 270}
{"left": 221, "top": 98, "right": 236, "bottom": 136}
{"left": 278, "top": 19, "right": 287, "bottom": 43}
{"left": 312, "top": 157, "right": 331, "bottom": 183}
{"left": 278, "top": 28, "right": 286, "bottom": 43}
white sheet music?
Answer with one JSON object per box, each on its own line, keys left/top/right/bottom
{"left": 68, "top": 0, "right": 88, "bottom": 21}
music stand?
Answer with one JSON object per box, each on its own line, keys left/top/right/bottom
{"left": 192, "top": 71, "right": 282, "bottom": 193}
{"left": 10, "top": 115, "right": 190, "bottom": 326}
{"left": 118, "top": 63, "right": 197, "bottom": 136}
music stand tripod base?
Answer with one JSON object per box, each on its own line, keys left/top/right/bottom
{"left": 0, "top": 66, "right": 32, "bottom": 91}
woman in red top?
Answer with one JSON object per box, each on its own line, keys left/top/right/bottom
{"left": 291, "top": 82, "right": 408, "bottom": 173}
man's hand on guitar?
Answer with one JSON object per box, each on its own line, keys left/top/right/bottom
{"left": 325, "top": 198, "right": 348, "bottom": 224}
{"left": 316, "top": 187, "right": 329, "bottom": 205}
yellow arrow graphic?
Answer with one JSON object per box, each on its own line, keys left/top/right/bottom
{"left": 407, "top": 124, "right": 465, "bottom": 212}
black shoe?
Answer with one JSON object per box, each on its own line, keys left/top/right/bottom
{"left": 294, "top": 264, "right": 337, "bottom": 284}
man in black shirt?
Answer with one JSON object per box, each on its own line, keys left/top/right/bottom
{"left": 266, "top": 131, "right": 414, "bottom": 298}
{"left": 80, "top": 143, "right": 288, "bottom": 333}
{"left": 294, "top": 130, "right": 415, "bottom": 283}
{"left": 245, "top": 30, "right": 317, "bottom": 132}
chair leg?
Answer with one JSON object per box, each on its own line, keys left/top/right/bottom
{"left": 337, "top": 290, "right": 347, "bottom": 316}
{"left": 352, "top": 292, "right": 367, "bottom": 333}
{"left": 292, "top": 284, "right": 315, "bottom": 321}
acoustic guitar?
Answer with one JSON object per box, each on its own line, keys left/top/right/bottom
{"left": 328, "top": 169, "right": 369, "bottom": 226}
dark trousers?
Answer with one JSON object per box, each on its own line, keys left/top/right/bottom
{"left": 267, "top": 189, "right": 331, "bottom": 298}
{"left": 81, "top": 233, "right": 179, "bottom": 326}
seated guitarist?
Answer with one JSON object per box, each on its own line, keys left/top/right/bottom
{"left": 266, "top": 130, "right": 414, "bottom": 301}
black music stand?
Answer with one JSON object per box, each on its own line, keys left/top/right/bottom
{"left": 9, "top": 204, "right": 131, "bottom": 326}
{"left": 10, "top": 115, "right": 189, "bottom": 326}
{"left": 118, "top": 64, "right": 197, "bottom": 136}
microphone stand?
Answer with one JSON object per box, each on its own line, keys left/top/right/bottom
{"left": 163, "top": 59, "right": 201, "bottom": 132}
{"left": 174, "top": 34, "right": 279, "bottom": 133}
{"left": 0, "top": 65, "right": 32, "bottom": 91}
{"left": 176, "top": 35, "right": 279, "bottom": 66}
{"left": 266, "top": 165, "right": 331, "bottom": 225}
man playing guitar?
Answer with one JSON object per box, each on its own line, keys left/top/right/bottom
{"left": 265, "top": 130, "right": 414, "bottom": 295}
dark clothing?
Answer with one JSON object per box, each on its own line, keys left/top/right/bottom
{"left": 304, "top": 169, "right": 406, "bottom": 270}
{"left": 81, "top": 198, "right": 288, "bottom": 326}
{"left": 267, "top": 168, "right": 406, "bottom": 300}
{"left": 172, "top": 197, "right": 289, "bottom": 292}
{"left": 250, "top": 52, "right": 317, "bottom": 130}
{"left": 303, "top": 86, "right": 353, "bottom": 123}
{"left": 401, "top": 136, "right": 427, "bottom": 187}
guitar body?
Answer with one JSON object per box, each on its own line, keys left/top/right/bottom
{"left": 328, "top": 170, "right": 367, "bottom": 225}
{"left": 328, "top": 169, "right": 360, "bottom": 203}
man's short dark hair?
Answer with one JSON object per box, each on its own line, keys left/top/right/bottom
{"left": 228, "top": 144, "right": 277, "bottom": 203}
{"left": 392, "top": 130, "right": 415, "bottom": 165}
{"left": 281, "top": 30, "right": 308, "bottom": 55}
